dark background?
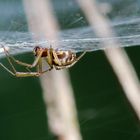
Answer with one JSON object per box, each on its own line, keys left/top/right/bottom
{"left": 0, "top": 0, "right": 140, "bottom": 140}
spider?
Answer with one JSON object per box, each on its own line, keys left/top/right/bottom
{"left": 0, "top": 46, "right": 86, "bottom": 77}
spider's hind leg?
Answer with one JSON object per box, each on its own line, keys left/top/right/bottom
{"left": 3, "top": 46, "right": 44, "bottom": 68}
{"left": 76, "top": 51, "right": 86, "bottom": 62}
{"left": 66, "top": 51, "right": 86, "bottom": 68}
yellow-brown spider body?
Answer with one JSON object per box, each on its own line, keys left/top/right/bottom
{"left": 0, "top": 46, "right": 86, "bottom": 77}
{"left": 34, "top": 46, "right": 76, "bottom": 68}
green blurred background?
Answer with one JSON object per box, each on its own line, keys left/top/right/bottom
{"left": 0, "top": 0, "right": 140, "bottom": 140}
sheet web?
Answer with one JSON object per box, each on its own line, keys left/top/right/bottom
{"left": 0, "top": 0, "right": 140, "bottom": 57}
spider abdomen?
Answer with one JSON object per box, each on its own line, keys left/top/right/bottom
{"left": 53, "top": 50, "right": 76, "bottom": 66}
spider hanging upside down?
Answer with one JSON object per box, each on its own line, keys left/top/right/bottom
{"left": 0, "top": 46, "right": 86, "bottom": 77}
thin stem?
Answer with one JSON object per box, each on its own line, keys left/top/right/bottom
{"left": 77, "top": 0, "right": 140, "bottom": 120}
{"left": 23, "top": 0, "right": 82, "bottom": 139}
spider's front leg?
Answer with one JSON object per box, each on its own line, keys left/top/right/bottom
{"left": 0, "top": 62, "right": 41, "bottom": 77}
{"left": 0, "top": 47, "right": 44, "bottom": 77}
{"left": 4, "top": 47, "right": 44, "bottom": 68}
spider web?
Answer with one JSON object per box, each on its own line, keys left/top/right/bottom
{"left": 0, "top": 0, "right": 140, "bottom": 57}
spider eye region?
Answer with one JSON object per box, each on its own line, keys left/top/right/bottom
{"left": 33, "top": 46, "right": 41, "bottom": 56}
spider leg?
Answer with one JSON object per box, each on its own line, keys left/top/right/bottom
{"left": 76, "top": 51, "right": 86, "bottom": 61}
{"left": 0, "top": 47, "right": 45, "bottom": 77}
{"left": 68, "top": 51, "right": 86, "bottom": 67}
{"left": 0, "top": 63, "right": 15, "bottom": 76}
{"left": 54, "top": 65, "right": 70, "bottom": 70}
{"left": 3, "top": 47, "right": 44, "bottom": 68}
{"left": 26, "top": 67, "right": 32, "bottom": 72}
{"left": 0, "top": 48, "right": 25, "bottom": 76}
{"left": 46, "top": 48, "right": 53, "bottom": 66}
{"left": 15, "top": 72, "right": 40, "bottom": 77}
{"left": 52, "top": 49, "right": 62, "bottom": 65}
{"left": 64, "top": 51, "right": 87, "bottom": 68}
{"left": 0, "top": 62, "right": 41, "bottom": 77}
